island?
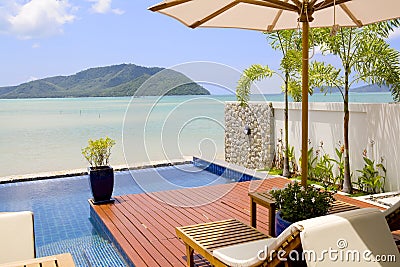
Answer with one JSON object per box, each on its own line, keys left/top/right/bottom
{"left": 0, "top": 64, "right": 210, "bottom": 99}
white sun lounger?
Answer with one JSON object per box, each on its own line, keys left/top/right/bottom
{"left": 298, "top": 208, "right": 399, "bottom": 266}
{"left": 0, "top": 211, "right": 35, "bottom": 264}
{"left": 209, "top": 208, "right": 399, "bottom": 267}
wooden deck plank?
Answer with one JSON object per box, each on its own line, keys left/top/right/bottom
{"left": 118, "top": 195, "right": 177, "bottom": 240}
{"left": 90, "top": 177, "right": 384, "bottom": 267}
{"left": 93, "top": 202, "right": 149, "bottom": 267}
{"left": 130, "top": 192, "right": 214, "bottom": 227}
{"left": 101, "top": 204, "right": 167, "bottom": 267}
{"left": 116, "top": 195, "right": 192, "bottom": 266}
{"left": 149, "top": 184, "right": 252, "bottom": 225}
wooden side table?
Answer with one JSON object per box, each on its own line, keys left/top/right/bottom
{"left": 248, "top": 191, "right": 276, "bottom": 237}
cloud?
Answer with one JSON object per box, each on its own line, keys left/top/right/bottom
{"left": 389, "top": 28, "right": 400, "bottom": 40}
{"left": 32, "top": 42, "right": 40, "bottom": 48}
{"left": 0, "top": 0, "right": 76, "bottom": 39}
{"left": 88, "top": 0, "right": 125, "bottom": 15}
{"left": 312, "top": 45, "right": 323, "bottom": 55}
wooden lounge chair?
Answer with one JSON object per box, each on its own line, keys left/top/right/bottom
{"left": 175, "top": 219, "right": 302, "bottom": 267}
{"left": 176, "top": 208, "right": 400, "bottom": 267}
{"left": 0, "top": 253, "right": 75, "bottom": 267}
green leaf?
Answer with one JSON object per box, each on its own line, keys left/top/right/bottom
{"left": 363, "top": 157, "right": 374, "bottom": 166}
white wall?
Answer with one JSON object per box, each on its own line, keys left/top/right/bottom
{"left": 271, "top": 102, "right": 400, "bottom": 191}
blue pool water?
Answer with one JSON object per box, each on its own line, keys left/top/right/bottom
{"left": 0, "top": 164, "right": 232, "bottom": 266}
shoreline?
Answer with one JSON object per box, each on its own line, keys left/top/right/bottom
{"left": 0, "top": 158, "right": 192, "bottom": 184}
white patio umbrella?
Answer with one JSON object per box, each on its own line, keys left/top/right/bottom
{"left": 148, "top": 0, "right": 400, "bottom": 187}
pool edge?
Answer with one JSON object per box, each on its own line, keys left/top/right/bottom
{"left": 89, "top": 201, "right": 135, "bottom": 267}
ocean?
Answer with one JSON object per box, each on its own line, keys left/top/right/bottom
{"left": 0, "top": 92, "right": 395, "bottom": 177}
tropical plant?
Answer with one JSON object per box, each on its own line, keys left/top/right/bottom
{"left": 274, "top": 129, "right": 285, "bottom": 170}
{"left": 273, "top": 131, "right": 297, "bottom": 174}
{"left": 312, "top": 20, "right": 400, "bottom": 193}
{"left": 356, "top": 156, "right": 387, "bottom": 194}
{"left": 236, "top": 64, "right": 273, "bottom": 106}
{"left": 237, "top": 30, "right": 304, "bottom": 177}
{"left": 314, "top": 142, "right": 334, "bottom": 187}
{"left": 82, "top": 136, "right": 116, "bottom": 168}
{"left": 286, "top": 144, "right": 297, "bottom": 173}
{"left": 314, "top": 153, "right": 334, "bottom": 188}
{"left": 331, "top": 142, "right": 345, "bottom": 188}
{"left": 298, "top": 141, "right": 340, "bottom": 189}
{"left": 299, "top": 145, "right": 318, "bottom": 180}
{"left": 270, "top": 181, "right": 335, "bottom": 222}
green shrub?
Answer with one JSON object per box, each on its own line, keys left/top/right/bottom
{"left": 356, "top": 156, "right": 386, "bottom": 194}
{"left": 82, "top": 137, "right": 116, "bottom": 168}
{"left": 270, "top": 181, "right": 335, "bottom": 222}
{"left": 314, "top": 153, "right": 334, "bottom": 187}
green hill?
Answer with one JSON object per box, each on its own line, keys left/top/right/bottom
{"left": 351, "top": 84, "right": 390, "bottom": 93}
{"left": 317, "top": 84, "right": 390, "bottom": 94}
{"left": 0, "top": 64, "right": 210, "bottom": 99}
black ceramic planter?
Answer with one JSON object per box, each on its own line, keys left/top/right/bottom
{"left": 275, "top": 211, "right": 293, "bottom": 236}
{"left": 89, "top": 166, "right": 115, "bottom": 205}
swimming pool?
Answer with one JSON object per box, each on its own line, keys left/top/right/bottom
{"left": 0, "top": 164, "right": 233, "bottom": 266}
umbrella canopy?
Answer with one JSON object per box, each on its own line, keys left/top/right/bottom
{"left": 149, "top": 0, "right": 400, "bottom": 31}
{"left": 149, "top": 0, "right": 400, "bottom": 187}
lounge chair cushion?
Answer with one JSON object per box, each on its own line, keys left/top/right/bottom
{"left": 212, "top": 238, "right": 275, "bottom": 267}
{"left": 212, "top": 224, "right": 300, "bottom": 267}
{"left": 0, "top": 211, "right": 35, "bottom": 264}
{"left": 297, "top": 208, "right": 400, "bottom": 266}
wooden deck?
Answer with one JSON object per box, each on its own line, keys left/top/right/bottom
{"left": 90, "top": 178, "right": 387, "bottom": 267}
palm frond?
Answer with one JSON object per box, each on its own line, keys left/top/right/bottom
{"left": 236, "top": 64, "right": 273, "bottom": 107}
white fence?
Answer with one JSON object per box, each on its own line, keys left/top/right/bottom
{"left": 272, "top": 102, "right": 400, "bottom": 191}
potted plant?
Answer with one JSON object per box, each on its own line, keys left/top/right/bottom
{"left": 270, "top": 181, "right": 335, "bottom": 235}
{"left": 82, "top": 136, "right": 116, "bottom": 205}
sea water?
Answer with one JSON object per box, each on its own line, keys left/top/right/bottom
{"left": 0, "top": 92, "right": 394, "bottom": 177}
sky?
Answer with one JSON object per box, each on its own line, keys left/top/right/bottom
{"left": 1, "top": 1, "right": 400, "bottom": 94}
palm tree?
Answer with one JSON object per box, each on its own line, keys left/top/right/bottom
{"left": 237, "top": 30, "right": 303, "bottom": 177}
{"left": 312, "top": 21, "right": 400, "bottom": 193}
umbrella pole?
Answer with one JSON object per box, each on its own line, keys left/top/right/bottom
{"left": 301, "top": 20, "right": 309, "bottom": 188}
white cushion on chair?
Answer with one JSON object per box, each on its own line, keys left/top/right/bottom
{"left": 297, "top": 208, "right": 400, "bottom": 266}
{"left": 0, "top": 211, "right": 35, "bottom": 264}
{"left": 212, "top": 224, "right": 301, "bottom": 267}
{"left": 212, "top": 238, "right": 275, "bottom": 267}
